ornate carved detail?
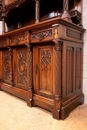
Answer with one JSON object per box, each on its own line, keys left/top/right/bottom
{"left": 10, "top": 35, "right": 25, "bottom": 45}
{"left": 52, "top": 24, "right": 59, "bottom": 39}
{"left": 3, "top": 51, "right": 10, "bottom": 81}
{"left": 66, "top": 28, "right": 82, "bottom": 40}
{"left": 41, "top": 50, "right": 51, "bottom": 71}
{"left": 25, "top": 31, "right": 29, "bottom": 43}
{"left": 31, "top": 30, "right": 52, "bottom": 41}
{"left": 17, "top": 51, "right": 27, "bottom": 85}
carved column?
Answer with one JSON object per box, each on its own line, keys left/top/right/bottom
{"left": 52, "top": 24, "right": 62, "bottom": 119}
{"left": 25, "top": 32, "right": 33, "bottom": 107}
{"left": 35, "top": 0, "right": 40, "bottom": 23}
{"left": 7, "top": 46, "right": 13, "bottom": 86}
{"left": 61, "top": 0, "right": 72, "bottom": 22}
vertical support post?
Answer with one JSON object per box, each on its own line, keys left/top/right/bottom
{"left": 35, "top": 0, "right": 40, "bottom": 23}
{"left": 25, "top": 32, "right": 33, "bottom": 107}
{"left": 61, "top": 0, "right": 72, "bottom": 22}
{"left": 7, "top": 46, "right": 13, "bottom": 86}
{"left": 1, "top": 4, "right": 6, "bottom": 33}
{"left": 2, "top": 17, "right": 5, "bottom": 34}
{"left": 52, "top": 24, "right": 62, "bottom": 119}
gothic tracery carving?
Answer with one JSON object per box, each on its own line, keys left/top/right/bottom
{"left": 31, "top": 30, "right": 52, "bottom": 41}
{"left": 17, "top": 51, "right": 27, "bottom": 85}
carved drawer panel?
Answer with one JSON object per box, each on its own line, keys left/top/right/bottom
{"left": 31, "top": 29, "right": 52, "bottom": 43}
{"left": 10, "top": 35, "right": 25, "bottom": 46}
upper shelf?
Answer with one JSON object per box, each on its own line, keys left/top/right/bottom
{"left": 0, "top": 0, "right": 82, "bottom": 33}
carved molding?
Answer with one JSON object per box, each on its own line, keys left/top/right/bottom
{"left": 31, "top": 29, "right": 52, "bottom": 41}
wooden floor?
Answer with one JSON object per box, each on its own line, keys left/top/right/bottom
{"left": 0, "top": 91, "right": 87, "bottom": 130}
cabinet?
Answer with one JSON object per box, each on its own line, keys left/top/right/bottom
{"left": 0, "top": 0, "right": 85, "bottom": 120}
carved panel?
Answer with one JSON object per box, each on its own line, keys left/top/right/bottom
{"left": 31, "top": 29, "right": 52, "bottom": 42}
{"left": 10, "top": 35, "right": 26, "bottom": 45}
{"left": 66, "top": 47, "right": 74, "bottom": 95}
{"left": 0, "top": 39, "right": 7, "bottom": 47}
{"left": 39, "top": 48, "right": 53, "bottom": 94}
{"left": 3, "top": 51, "right": 10, "bottom": 82}
{"left": 66, "top": 28, "right": 82, "bottom": 40}
{"left": 17, "top": 50, "right": 27, "bottom": 86}
{"left": 75, "top": 48, "right": 81, "bottom": 90}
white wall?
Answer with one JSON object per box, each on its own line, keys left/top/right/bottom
{"left": 0, "top": 21, "right": 2, "bottom": 34}
{"left": 82, "top": 0, "right": 87, "bottom": 103}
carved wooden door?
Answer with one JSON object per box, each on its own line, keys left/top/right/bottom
{"left": 13, "top": 47, "right": 28, "bottom": 90}
{"left": 2, "top": 49, "right": 13, "bottom": 85}
{"left": 33, "top": 45, "right": 54, "bottom": 98}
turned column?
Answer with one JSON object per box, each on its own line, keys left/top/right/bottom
{"left": 52, "top": 24, "right": 62, "bottom": 119}
{"left": 25, "top": 32, "right": 33, "bottom": 107}
{"left": 35, "top": 0, "right": 40, "bottom": 23}
{"left": 7, "top": 46, "right": 13, "bottom": 86}
{"left": 61, "top": 0, "right": 72, "bottom": 22}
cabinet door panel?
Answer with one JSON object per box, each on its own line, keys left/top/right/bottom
{"left": 13, "top": 48, "right": 28, "bottom": 90}
{"left": 2, "top": 50, "right": 12, "bottom": 84}
{"left": 33, "top": 45, "right": 54, "bottom": 98}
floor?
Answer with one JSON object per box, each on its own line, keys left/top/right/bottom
{"left": 0, "top": 91, "right": 87, "bottom": 130}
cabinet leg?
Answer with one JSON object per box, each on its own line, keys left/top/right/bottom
{"left": 27, "top": 89, "right": 33, "bottom": 107}
{"left": 53, "top": 99, "right": 61, "bottom": 120}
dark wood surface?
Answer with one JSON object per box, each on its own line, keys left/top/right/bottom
{"left": 0, "top": 0, "right": 85, "bottom": 120}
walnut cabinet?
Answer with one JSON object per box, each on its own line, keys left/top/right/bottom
{"left": 0, "top": 18, "right": 85, "bottom": 119}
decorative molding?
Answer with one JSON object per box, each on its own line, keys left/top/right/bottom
{"left": 66, "top": 28, "right": 82, "bottom": 40}
{"left": 31, "top": 29, "right": 52, "bottom": 41}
